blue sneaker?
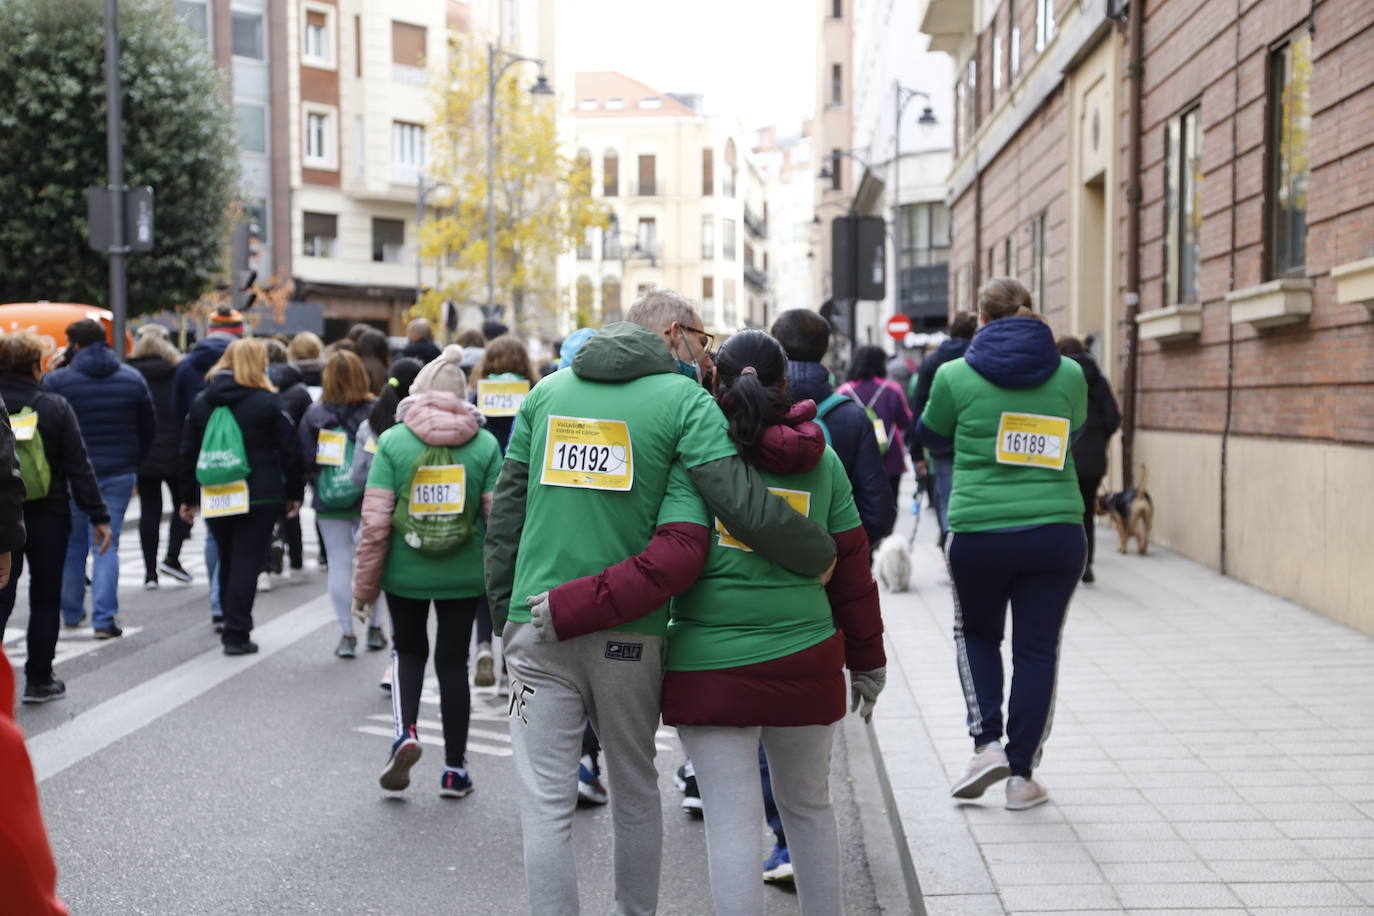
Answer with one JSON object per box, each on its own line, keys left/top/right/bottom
{"left": 578, "top": 760, "right": 609, "bottom": 805}
{"left": 762, "top": 844, "right": 793, "bottom": 883}
{"left": 440, "top": 768, "right": 474, "bottom": 799}
{"left": 379, "top": 726, "right": 422, "bottom": 792}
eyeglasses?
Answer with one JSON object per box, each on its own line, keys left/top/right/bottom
{"left": 677, "top": 323, "right": 715, "bottom": 355}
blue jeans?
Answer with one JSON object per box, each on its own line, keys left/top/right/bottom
{"left": 206, "top": 529, "right": 221, "bottom": 616}
{"left": 62, "top": 472, "right": 136, "bottom": 629}
{"left": 930, "top": 455, "right": 954, "bottom": 535}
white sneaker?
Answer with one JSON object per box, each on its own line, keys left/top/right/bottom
{"left": 257, "top": 572, "right": 273, "bottom": 593}
{"left": 379, "top": 664, "right": 393, "bottom": 692}
{"left": 473, "top": 644, "right": 495, "bottom": 687}
{"left": 278, "top": 567, "right": 295, "bottom": 585}
{"left": 1005, "top": 775, "right": 1050, "bottom": 810}
{"left": 950, "top": 741, "right": 1011, "bottom": 799}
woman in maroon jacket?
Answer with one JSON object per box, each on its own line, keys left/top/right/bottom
{"left": 535, "top": 330, "right": 885, "bottom": 915}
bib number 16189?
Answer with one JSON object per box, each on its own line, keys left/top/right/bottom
{"left": 994, "top": 412, "right": 1069, "bottom": 471}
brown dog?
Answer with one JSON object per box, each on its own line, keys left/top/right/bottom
{"left": 1097, "top": 466, "right": 1153, "bottom": 555}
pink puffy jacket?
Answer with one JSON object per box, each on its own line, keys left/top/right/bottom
{"left": 351, "top": 391, "right": 493, "bottom": 603}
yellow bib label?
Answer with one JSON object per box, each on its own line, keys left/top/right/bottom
{"left": 478, "top": 380, "right": 530, "bottom": 418}
{"left": 316, "top": 430, "right": 347, "bottom": 467}
{"left": 363, "top": 435, "right": 378, "bottom": 455}
{"left": 540, "top": 415, "right": 633, "bottom": 492}
{"left": 716, "top": 488, "right": 812, "bottom": 552}
{"left": 410, "top": 464, "right": 465, "bottom": 516}
{"left": 202, "top": 480, "right": 250, "bottom": 518}
{"left": 995, "top": 412, "right": 1070, "bottom": 470}
{"left": 872, "top": 418, "right": 889, "bottom": 450}
{"left": 12, "top": 412, "right": 37, "bottom": 442}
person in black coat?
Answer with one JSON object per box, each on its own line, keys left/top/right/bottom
{"left": 0, "top": 332, "right": 110, "bottom": 702}
{"left": 265, "top": 340, "right": 312, "bottom": 576}
{"left": 770, "top": 309, "right": 895, "bottom": 545}
{"left": 179, "top": 339, "right": 304, "bottom": 654}
{"left": 400, "top": 318, "right": 442, "bottom": 365}
{"left": 1057, "top": 336, "right": 1122, "bottom": 583}
{"left": 129, "top": 325, "right": 193, "bottom": 588}
{"left": 911, "top": 313, "right": 977, "bottom": 545}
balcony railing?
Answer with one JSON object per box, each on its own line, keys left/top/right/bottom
{"left": 743, "top": 206, "right": 768, "bottom": 239}
{"left": 743, "top": 264, "right": 769, "bottom": 291}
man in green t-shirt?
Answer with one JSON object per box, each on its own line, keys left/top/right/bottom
{"left": 485, "top": 288, "right": 835, "bottom": 916}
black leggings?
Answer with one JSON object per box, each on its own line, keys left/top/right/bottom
{"left": 206, "top": 503, "right": 281, "bottom": 645}
{"left": 387, "top": 593, "right": 479, "bottom": 768}
{"left": 1078, "top": 475, "right": 1102, "bottom": 569}
{"left": 0, "top": 506, "right": 71, "bottom": 683}
{"left": 138, "top": 475, "right": 191, "bottom": 577}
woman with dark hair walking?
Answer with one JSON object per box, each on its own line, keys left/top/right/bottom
{"left": 1055, "top": 336, "right": 1120, "bottom": 584}
{"left": 838, "top": 344, "right": 914, "bottom": 510}
{"left": 128, "top": 324, "right": 193, "bottom": 588}
{"left": 918, "top": 278, "right": 1088, "bottom": 810}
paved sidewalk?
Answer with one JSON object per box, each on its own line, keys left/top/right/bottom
{"left": 872, "top": 515, "right": 1374, "bottom": 915}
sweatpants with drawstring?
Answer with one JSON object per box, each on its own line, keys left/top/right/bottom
{"left": 947, "top": 523, "right": 1085, "bottom": 778}
{"left": 503, "top": 621, "right": 664, "bottom": 916}
{"left": 678, "top": 724, "right": 841, "bottom": 916}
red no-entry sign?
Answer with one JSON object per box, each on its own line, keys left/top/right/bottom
{"left": 887, "top": 314, "right": 912, "bottom": 340}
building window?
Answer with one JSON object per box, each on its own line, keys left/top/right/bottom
{"left": 577, "top": 226, "right": 594, "bottom": 260}
{"left": 391, "top": 21, "right": 427, "bottom": 83}
{"left": 702, "top": 148, "right": 714, "bottom": 196}
{"left": 832, "top": 0, "right": 842, "bottom": 17}
{"left": 830, "top": 148, "right": 842, "bottom": 191}
{"left": 604, "top": 214, "right": 622, "bottom": 258}
{"left": 636, "top": 154, "right": 656, "bottom": 196}
{"left": 372, "top": 218, "right": 404, "bottom": 263}
{"left": 965, "top": 58, "right": 977, "bottom": 139}
{"left": 304, "top": 107, "right": 336, "bottom": 170}
{"left": 723, "top": 279, "right": 737, "bottom": 326}
{"left": 723, "top": 219, "right": 737, "bottom": 260}
{"left": 638, "top": 97, "right": 662, "bottom": 110}
{"left": 174, "top": 0, "right": 210, "bottom": 46}
{"left": 578, "top": 98, "right": 598, "bottom": 111}
{"left": 702, "top": 276, "right": 715, "bottom": 315}
{"left": 602, "top": 276, "right": 622, "bottom": 323}
{"left": 391, "top": 121, "right": 425, "bottom": 183}
{"left": 724, "top": 139, "right": 738, "bottom": 198}
{"left": 1032, "top": 212, "right": 1047, "bottom": 311}
{"left": 231, "top": 11, "right": 264, "bottom": 60}
{"left": 234, "top": 103, "right": 266, "bottom": 153}
{"left": 701, "top": 216, "right": 714, "bottom": 259}
{"left": 1009, "top": 0, "right": 1020, "bottom": 78}
{"left": 1266, "top": 29, "right": 1312, "bottom": 279}
{"left": 637, "top": 217, "right": 657, "bottom": 257}
{"left": 605, "top": 98, "right": 625, "bottom": 110}
{"left": 603, "top": 150, "right": 619, "bottom": 196}
{"left": 1035, "top": 0, "right": 1054, "bottom": 52}
{"left": 1004, "top": 234, "right": 1016, "bottom": 277}
{"left": 831, "top": 64, "right": 843, "bottom": 106}
{"left": 243, "top": 198, "right": 268, "bottom": 243}
{"left": 991, "top": 17, "right": 1001, "bottom": 92}
{"left": 987, "top": 246, "right": 995, "bottom": 279}
{"left": 303, "top": 5, "right": 334, "bottom": 68}
{"left": 302, "top": 212, "right": 337, "bottom": 258}
{"left": 1164, "top": 104, "right": 1202, "bottom": 305}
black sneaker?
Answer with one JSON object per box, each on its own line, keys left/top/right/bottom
{"left": 21, "top": 679, "right": 66, "bottom": 704}
{"left": 159, "top": 558, "right": 193, "bottom": 583}
{"left": 93, "top": 625, "right": 123, "bottom": 640}
{"left": 143, "top": 576, "right": 159, "bottom": 591}
{"left": 223, "top": 640, "right": 259, "bottom": 656}
{"left": 366, "top": 626, "right": 387, "bottom": 651}
{"left": 269, "top": 542, "right": 284, "bottom": 575}
{"left": 677, "top": 761, "right": 703, "bottom": 816}
{"left": 1082, "top": 566, "right": 1095, "bottom": 584}
{"left": 212, "top": 616, "right": 224, "bottom": 633}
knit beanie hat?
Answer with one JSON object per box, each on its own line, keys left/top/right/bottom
{"left": 411, "top": 344, "right": 467, "bottom": 398}
{"left": 209, "top": 307, "right": 245, "bottom": 337}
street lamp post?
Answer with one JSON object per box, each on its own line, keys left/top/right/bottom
{"left": 103, "top": 0, "right": 128, "bottom": 361}
{"left": 892, "top": 82, "right": 936, "bottom": 327}
{"left": 486, "top": 42, "right": 553, "bottom": 326}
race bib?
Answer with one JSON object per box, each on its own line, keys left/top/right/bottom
{"left": 872, "top": 418, "right": 889, "bottom": 450}
{"left": 995, "top": 412, "right": 1070, "bottom": 471}
{"left": 410, "top": 464, "right": 465, "bottom": 516}
{"left": 12, "top": 412, "right": 37, "bottom": 442}
{"left": 716, "top": 488, "right": 811, "bottom": 552}
{"left": 478, "top": 380, "right": 530, "bottom": 418}
{"left": 363, "top": 435, "right": 378, "bottom": 455}
{"left": 316, "top": 430, "right": 347, "bottom": 467}
{"left": 541, "top": 415, "right": 633, "bottom": 492}
{"left": 202, "top": 480, "right": 250, "bottom": 518}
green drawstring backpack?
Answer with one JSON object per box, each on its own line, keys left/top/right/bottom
{"left": 195, "top": 406, "right": 251, "bottom": 485}
{"left": 12, "top": 404, "right": 50, "bottom": 501}
{"left": 392, "top": 444, "right": 478, "bottom": 557}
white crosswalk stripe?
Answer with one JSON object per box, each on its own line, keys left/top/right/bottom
{"left": 3, "top": 625, "right": 146, "bottom": 667}
{"left": 356, "top": 677, "right": 516, "bottom": 758}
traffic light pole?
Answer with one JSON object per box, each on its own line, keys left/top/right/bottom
{"left": 103, "top": 0, "right": 127, "bottom": 361}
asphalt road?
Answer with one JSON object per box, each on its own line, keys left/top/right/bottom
{"left": 7, "top": 524, "right": 890, "bottom": 915}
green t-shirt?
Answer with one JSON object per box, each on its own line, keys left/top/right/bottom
{"left": 365, "top": 423, "right": 504, "bottom": 599}
{"left": 505, "top": 368, "right": 738, "bottom": 636}
{"left": 665, "top": 448, "right": 860, "bottom": 671}
{"left": 920, "top": 356, "right": 1087, "bottom": 532}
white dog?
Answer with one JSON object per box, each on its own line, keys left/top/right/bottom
{"left": 873, "top": 535, "right": 912, "bottom": 593}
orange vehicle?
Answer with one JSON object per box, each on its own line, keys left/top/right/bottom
{"left": 0, "top": 303, "right": 133, "bottom": 370}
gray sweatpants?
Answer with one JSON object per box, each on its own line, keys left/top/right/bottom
{"left": 504, "top": 621, "right": 665, "bottom": 916}
{"left": 678, "top": 724, "right": 842, "bottom": 916}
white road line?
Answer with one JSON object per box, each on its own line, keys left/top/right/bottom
{"left": 27, "top": 595, "right": 333, "bottom": 784}
{"left": 353, "top": 725, "right": 513, "bottom": 758}
{"left": 365, "top": 713, "right": 513, "bottom": 743}
{"left": 4, "top": 626, "right": 146, "bottom": 668}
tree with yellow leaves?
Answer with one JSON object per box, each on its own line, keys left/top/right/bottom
{"left": 416, "top": 35, "right": 607, "bottom": 334}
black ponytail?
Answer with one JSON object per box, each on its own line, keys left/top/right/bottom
{"left": 714, "top": 329, "right": 790, "bottom": 462}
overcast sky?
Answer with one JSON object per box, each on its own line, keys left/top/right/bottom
{"left": 561, "top": 0, "right": 817, "bottom": 130}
